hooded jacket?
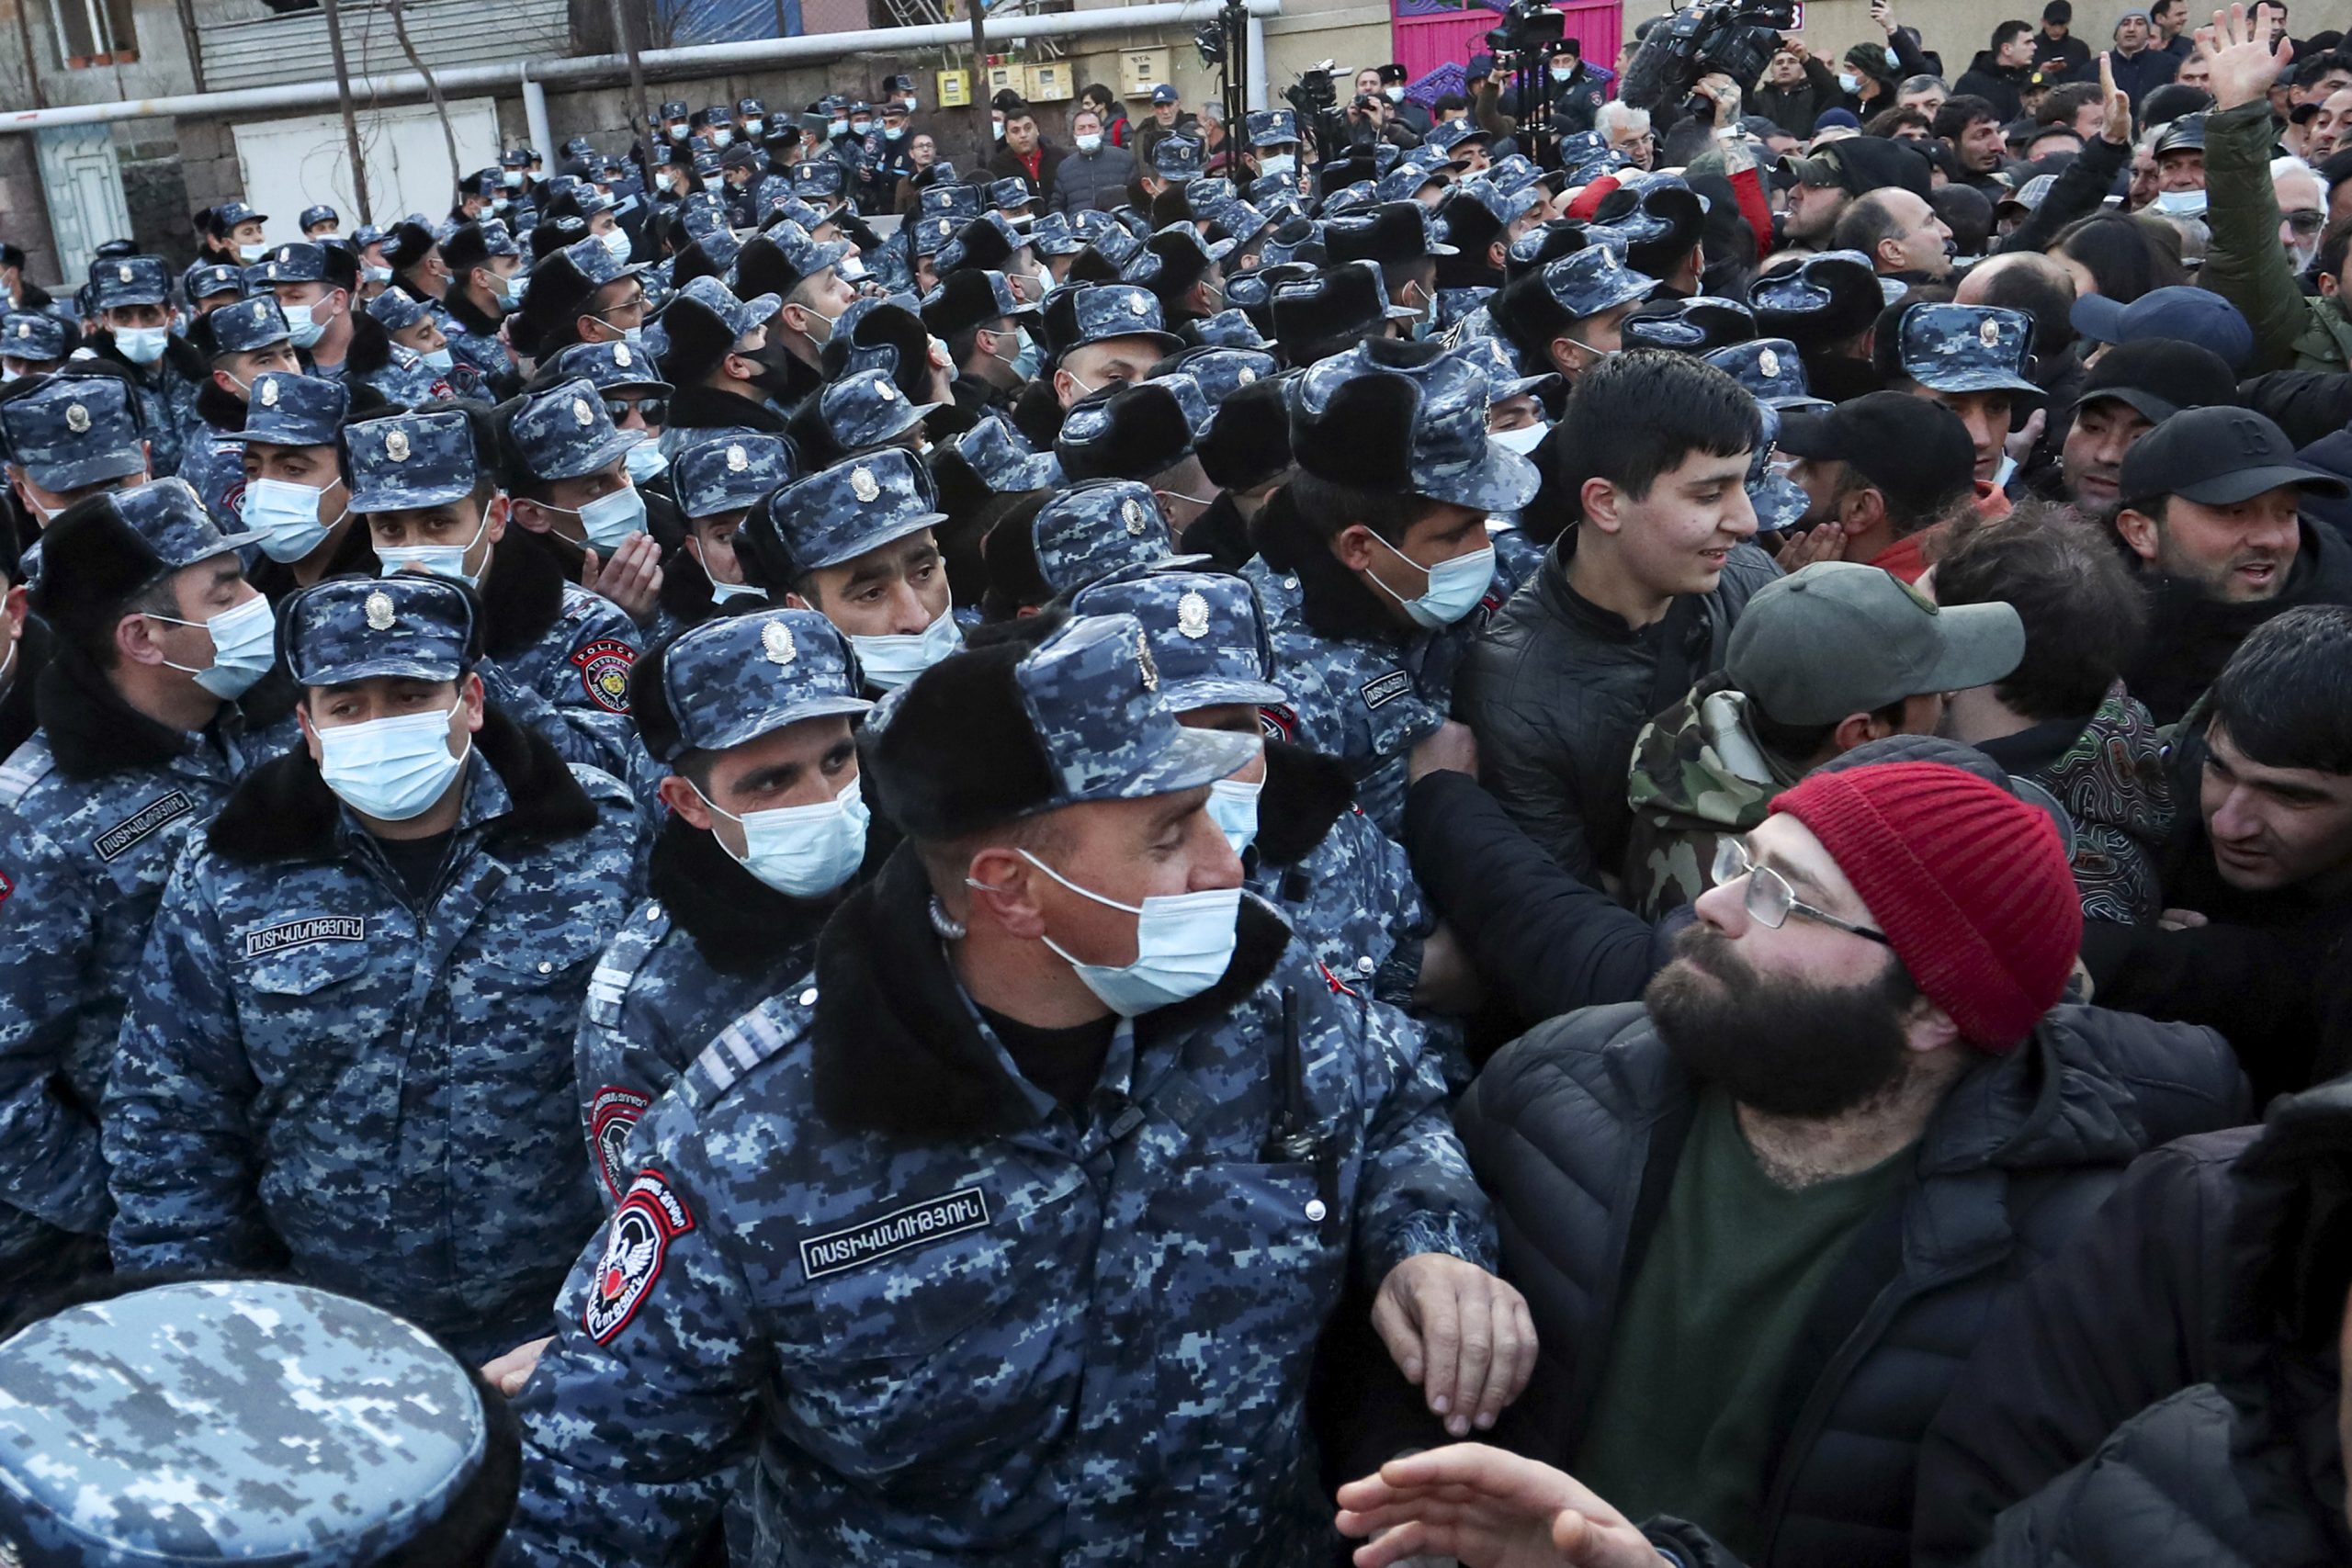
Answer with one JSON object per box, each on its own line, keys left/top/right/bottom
{"left": 1455, "top": 1001, "right": 2247, "bottom": 1568}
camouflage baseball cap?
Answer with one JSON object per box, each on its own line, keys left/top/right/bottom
{"left": 1071, "top": 565, "right": 1287, "bottom": 710}
{"left": 281, "top": 571, "right": 479, "bottom": 685}
{"left": 950, "top": 414, "right": 1062, "bottom": 493}
{"left": 184, "top": 262, "right": 245, "bottom": 301}
{"left": 1291, "top": 336, "right": 1541, "bottom": 512}
{"left": 1728, "top": 562, "right": 2024, "bottom": 727}
{"left": 0, "top": 371, "right": 147, "bottom": 491}
{"left": 673, "top": 434, "right": 795, "bottom": 519}
{"left": 88, "top": 254, "right": 170, "bottom": 310}
{"left": 1703, "top": 337, "right": 1832, "bottom": 412}
{"left": 0, "top": 311, "right": 66, "bottom": 362}
{"left": 633, "top": 607, "right": 871, "bottom": 762}
{"left": 1895, "top": 303, "right": 2041, "bottom": 397}
{"left": 1018, "top": 612, "right": 1257, "bottom": 804}
{"left": 541, "top": 338, "right": 673, "bottom": 395}
{"left": 206, "top": 295, "right": 292, "bottom": 355}
{"left": 253, "top": 242, "right": 332, "bottom": 284}
{"left": 222, "top": 371, "right": 349, "bottom": 448}
{"left": 1151, "top": 133, "right": 1204, "bottom": 179}
{"left": 0, "top": 1280, "right": 490, "bottom": 1568}
{"left": 345, "top": 409, "right": 481, "bottom": 513}
{"left": 1030, "top": 479, "right": 1183, "bottom": 597}
{"left": 1746, "top": 407, "right": 1813, "bottom": 534}
{"left": 506, "top": 376, "right": 643, "bottom": 482}
{"left": 752, "top": 446, "right": 946, "bottom": 577}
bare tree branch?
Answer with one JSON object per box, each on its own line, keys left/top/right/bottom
{"left": 384, "top": 0, "right": 461, "bottom": 193}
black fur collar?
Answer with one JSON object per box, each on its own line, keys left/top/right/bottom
{"left": 1254, "top": 739, "right": 1356, "bottom": 868}
{"left": 810, "top": 845, "right": 1293, "bottom": 1139}
{"left": 35, "top": 642, "right": 296, "bottom": 780}
{"left": 1250, "top": 485, "right": 1415, "bottom": 648}
{"left": 445, "top": 288, "right": 502, "bottom": 338}
{"left": 667, "top": 382, "right": 792, "bottom": 436}
{"left": 646, "top": 813, "right": 852, "bottom": 977}
{"left": 196, "top": 378, "right": 247, "bottom": 433}
{"left": 1009, "top": 377, "right": 1066, "bottom": 449}
{"left": 248, "top": 520, "right": 380, "bottom": 602}
{"left": 480, "top": 528, "right": 571, "bottom": 660}
{"left": 206, "top": 706, "right": 595, "bottom": 863}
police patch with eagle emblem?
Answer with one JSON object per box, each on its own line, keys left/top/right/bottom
{"left": 583, "top": 1170, "right": 695, "bottom": 1343}
{"left": 571, "top": 639, "right": 637, "bottom": 714}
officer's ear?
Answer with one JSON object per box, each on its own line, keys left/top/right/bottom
{"left": 482, "top": 492, "right": 513, "bottom": 545}
{"left": 296, "top": 695, "right": 322, "bottom": 761}
{"left": 1330, "top": 522, "right": 1387, "bottom": 574}
{"left": 455, "top": 671, "right": 486, "bottom": 736}
{"left": 961, "top": 842, "right": 1051, "bottom": 938}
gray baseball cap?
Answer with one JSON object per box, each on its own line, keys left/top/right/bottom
{"left": 1726, "top": 561, "right": 2026, "bottom": 728}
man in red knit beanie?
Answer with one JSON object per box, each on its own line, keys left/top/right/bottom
{"left": 1427, "top": 760, "right": 2245, "bottom": 1568}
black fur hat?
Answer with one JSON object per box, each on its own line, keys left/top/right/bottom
{"left": 857, "top": 637, "right": 1058, "bottom": 840}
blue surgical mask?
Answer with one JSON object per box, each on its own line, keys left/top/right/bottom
{"left": 552, "top": 479, "right": 648, "bottom": 552}
{"left": 1369, "top": 535, "right": 1494, "bottom": 629}
{"left": 851, "top": 119, "right": 872, "bottom": 136}
{"left": 694, "top": 773, "right": 869, "bottom": 897}
{"left": 1013, "top": 849, "right": 1245, "bottom": 1017}
{"left": 600, "top": 228, "right": 633, "bottom": 265}
{"left": 850, "top": 603, "right": 961, "bottom": 689}
{"left": 316, "top": 704, "right": 470, "bottom": 821}
{"left": 712, "top": 129, "right": 734, "bottom": 148}
{"left": 1206, "top": 773, "right": 1262, "bottom": 855}
{"left": 2152, "top": 187, "right": 2208, "bottom": 217}
{"left": 149, "top": 592, "right": 277, "bottom": 699}
{"left": 1076, "top": 132, "right": 1104, "bottom": 153}
{"left": 116, "top": 325, "right": 171, "bottom": 365}
{"left": 1838, "top": 70, "right": 1861, "bottom": 93}
{"left": 1884, "top": 45, "right": 1902, "bottom": 67}
{"left": 623, "top": 442, "right": 669, "bottom": 482}
{"left": 284, "top": 297, "right": 339, "bottom": 349}
{"left": 831, "top": 118, "right": 851, "bottom": 139}
{"left": 421, "top": 345, "right": 455, "bottom": 373}
{"left": 742, "top": 118, "right": 764, "bottom": 137}
{"left": 1490, "top": 422, "right": 1548, "bottom": 456}
{"left": 377, "top": 513, "right": 490, "bottom": 588}
{"left": 707, "top": 577, "right": 766, "bottom": 604}
{"left": 243, "top": 476, "right": 343, "bottom": 563}
{"left": 1259, "top": 152, "right": 1297, "bottom": 178}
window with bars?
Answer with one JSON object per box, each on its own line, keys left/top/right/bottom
{"left": 49, "top": 0, "right": 140, "bottom": 66}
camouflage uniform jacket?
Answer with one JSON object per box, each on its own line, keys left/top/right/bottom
{"left": 1621, "top": 683, "right": 1806, "bottom": 920}
{"left": 575, "top": 816, "right": 854, "bottom": 1207}
{"left": 175, "top": 387, "right": 254, "bottom": 534}
{"left": 444, "top": 294, "right": 518, "bottom": 386}
{"left": 103, "top": 713, "right": 639, "bottom": 1364}
{"left": 475, "top": 536, "right": 649, "bottom": 783}
{"left": 1248, "top": 498, "right": 1505, "bottom": 840}
{"left": 91, "top": 336, "right": 207, "bottom": 479}
{"left": 0, "top": 653, "right": 299, "bottom": 1287}
{"left": 1247, "top": 739, "right": 1434, "bottom": 1006}
{"left": 503, "top": 849, "right": 1496, "bottom": 1566}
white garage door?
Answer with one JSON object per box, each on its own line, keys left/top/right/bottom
{"left": 232, "top": 96, "right": 504, "bottom": 244}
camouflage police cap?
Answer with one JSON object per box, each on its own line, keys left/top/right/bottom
{"left": 222, "top": 371, "right": 349, "bottom": 449}
{"left": 918, "top": 181, "right": 985, "bottom": 222}
{"left": 561, "top": 231, "right": 647, "bottom": 288}
{"left": 88, "top": 254, "right": 170, "bottom": 310}
{"left": 1376, "top": 165, "right": 1448, "bottom": 206}
{"left": 811, "top": 366, "right": 942, "bottom": 452}
{"left": 738, "top": 95, "right": 767, "bottom": 116}
{"left": 300, "top": 202, "right": 341, "bottom": 229}
{"left": 1539, "top": 244, "right": 1658, "bottom": 321}
{"left": 918, "top": 267, "right": 1035, "bottom": 339}
{"left": 1162, "top": 345, "right": 1278, "bottom": 415}
{"left": 677, "top": 197, "right": 730, "bottom": 242}
{"left": 937, "top": 211, "right": 1029, "bottom": 278}
{"left": 1618, "top": 296, "right": 1755, "bottom": 354}
{"left": 1183, "top": 308, "right": 1275, "bottom": 352}
{"left": 0, "top": 1280, "right": 488, "bottom": 1568}
{"left": 1896, "top": 302, "right": 2042, "bottom": 398}
{"left": 345, "top": 408, "right": 481, "bottom": 513}
{"left": 692, "top": 148, "right": 724, "bottom": 178}
{"left": 1031, "top": 479, "right": 1185, "bottom": 595}
{"left": 1009, "top": 611, "right": 1261, "bottom": 807}
{"left": 507, "top": 375, "right": 644, "bottom": 483}
{"left": 1745, "top": 405, "right": 1812, "bottom": 533}
{"left": 1055, "top": 376, "right": 1204, "bottom": 483}
{"left": 1320, "top": 182, "right": 1383, "bottom": 219}
{"left": 676, "top": 273, "right": 784, "bottom": 340}
{"left": 1150, "top": 132, "right": 1204, "bottom": 180}
{"left": 1246, "top": 173, "right": 1306, "bottom": 211}
{"left": 910, "top": 213, "right": 960, "bottom": 259}
{"left": 0, "top": 371, "right": 147, "bottom": 491}
{"left": 953, "top": 413, "right": 1063, "bottom": 493}
{"left": 1084, "top": 219, "right": 1148, "bottom": 271}
{"left": 475, "top": 218, "right": 522, "bottom": 258}
{"left": 673, "top": 434, "right": 795, "bottom": 519}
{"left": 1746, "top": 249, "right": 1883, "bottom": 341}
{"left": 183, "top": 262, "right": 245, "bottom": 302}
{"left": 661, "top": 98, "right": 690, "bottom": 119}
{"left": 1448, "top": 333, "right": 1558, "bottom": 404}
{"left": 0, "top": 310, "right": 66, "bottom": 363}
{"left": 635, "top": 607, "right": 871, "bottom": 762}
{"left": 254, "top": 241, "right": 331, "bottom": 285}
{"left": 763, "top": 220, "right": 855, "bottom": 289}
{"left": 212, "top": 198, "right": 267, "bottom": 232}
{"left": 282, "top": 571, "right": 480, "bottom": 686}
{"left": 985, "top": 176, "right": 1035, "bottom": 212}
{"left": 1026, "top": 210, "right": 1087, "bottom": 257}
{"left": 1042, "top": 282, "right": 1182, "bottom": 356}
{"left": 1292, "top": 336, "right": 1541, "bottom": 512}
{"left": 1070, "top": 563, "right": 1289, "bottom": 710}
{"left": 757, "top": 446, "right": 946, "bottom": 574}
{"left": 542, "top": 338, "right": 674, "bottom": 396}
{"left": 365, "top": 285, "right": 434, "bottom": 333}
{"left": 1204, "top": 198, "right": 1274, "bottom": 253}
{"left": 1426, "top": 119, "right": 1492, "bottom": 155}
{"left": 1246, "top": 107, "right": 1301, "bottom": 147}
{"left": 1702, "top": 337, "right": 1831, "bottom": 411}
{"left": 207, "top": 295, "right": 292, "bottom": 355}
{"left": 763, "top": 196, "right": 832, "bottom": 235}
{"left": 790, "top": 160, "right": 848, "bottom": 200}
{"left": 1258, "top": 219, "right": 1328, "bottom": 270}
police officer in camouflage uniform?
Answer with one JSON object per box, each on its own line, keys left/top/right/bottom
{"left": 104, "top": 573, "right": 638, "bottom": 1364}
{"left": 347, "top": 404, "right": 646, "bottom": 781}
{"left": 1247, "top": 338, "right": 1539, "bottom": 838}
{"left": 0, "top": 369, "right": 153, "bottom": 533}
{"left": 0, "top": 479, "right": 296, "bottom": 1318}
{"left": 0, "top": 1279, "right": 522, "bottom": 1565}
{"left": 650, "top": 434, "right": 792, "bottom": 640}
{"left": 181, "top": 295, "right": 301, "bottom": 532}
{"left": 230, "top": 370, "right": 372, "bottom": 597}
{"left": 250, "top": 240, "right": 361, "bottom": 383}
{"left": 501, "top": 608, "right": 1524, "bottom": 1564}
{"left": 0, "top": 309, "right": 70, "bottom": 378}
{"left": 441, "top": 220, "right": 524, "bottom": 389}
{"left": 576, "top": 607, "right": 876, "bottom": 1204}
{"left": 84, "top": 255, "right": 203, "bottom": 478}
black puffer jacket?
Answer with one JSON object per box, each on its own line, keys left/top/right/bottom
{"left": 1975, "top": 1080, "right": 2352, "bottom": 1567}
{"left": 1453, "top": 531, "right": 1778, "bottom": 883}
{"left": 1454, "top": 1002, "right": 2247, "bottom": 1568}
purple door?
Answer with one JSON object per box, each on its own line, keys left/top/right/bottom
{"left": 1392, "top": 0, "right": 1624, "bottom": 89}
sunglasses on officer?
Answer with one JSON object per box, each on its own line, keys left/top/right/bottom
{"left": 1710, "top": 836, "right": 1891, "bottom": 945}
{"left": 605, "top": 396, "right": 670, "bottom": 427}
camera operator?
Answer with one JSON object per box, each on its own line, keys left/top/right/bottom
{"left": 1619, "top": 0, "right": 1804, "bottom": 149}
{"left": 1493, "top": 38, "right": 1614, "bottom": 138}
{"left": 1344, "top": 89, "right": 1423, "bottom": 153}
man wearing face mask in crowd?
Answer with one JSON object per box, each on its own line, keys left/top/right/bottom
{"left": 177, "top": 297, "right": 303, "bottom": 535}
{"left": 501, "top": 377, "right": 666, "bottom": 640}
{"left": 229, "top": 372, "right": 369, "bottom": 597}
{"left": 736, "top": 448, "right": 964, "bottom": 696}
{"left": 655, "top": 275, "right": 795, "bottom": 455}
{"left": 645, "top": 434, "right": 789, "bottom": 641}
{"left": 84, "top": 256, "right": 204, "bottom": 479}
{"left": 734, "top": 222, "right": 860, "bottom": 408}
{"left": 254, "top": 241, "right": 358, "bottom": 385}
{"left": 925, "top": 267, "right": 1044, "bottom": 416}
{"left": 0, "top": 369, "right": 153, "bottom": 537}
{"left": 0, "top": 478, "right": 299, "bottom": 1322}
{"left": 349, "top": 404, "right": 644, "bottom": 781}
{"left": 439, "top": 220, "right": 524, "bottom": 389}
{"left": 103, "top": 572, "right": 639, "bottom": 1369}
{"left": 571, "top": 608, "right": 883, "bottom": 1209}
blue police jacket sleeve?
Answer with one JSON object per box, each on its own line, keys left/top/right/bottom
{"left": 102, "top": 852, "right": 275, "bottom": 1272}
{"left": 1348, "top": 988, "right": 1499, "bottom": 1289}
{"left": 0, "top": 814, "right": 112, "bottom": 1235}
{"left": 501, "top": 1093, "right": 762, "bottom": 1567}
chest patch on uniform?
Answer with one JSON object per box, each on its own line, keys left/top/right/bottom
{"left": 800, "top": 1188, "right": 990, "bottom": 1282}
{"left": 582, "top": 1170, "right": 695, "bottom": 1344}
{"left": 243, "top": 916, "right": 367, "bottom": 958}
{"left": 1359, "top": 670, "right": 1412, "bottom": 711}
{"left": 1258, "top": 705, "right": 1296, "bottom": 743}
{"left": 588, "top": 1085, "right": 654, "bottom": 1202}
{"left": 571, "top": 639, "right": 637, "bottom": 715}
{"left": 92, "top": 792, "right": 195, "bottom": 863}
